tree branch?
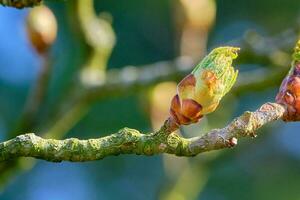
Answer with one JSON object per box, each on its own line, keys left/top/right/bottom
{"left": 0, "top": 102, "right": 285, "bottom": 162}
{"left": 0, "top": 0, "right": 41, "bottom": 8}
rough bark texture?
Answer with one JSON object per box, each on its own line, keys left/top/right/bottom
{"left": 0, "top": 0, "right": 41, "bottom": 8}
{"left": 0, "top": 102, "right": 285, "bottom": 162}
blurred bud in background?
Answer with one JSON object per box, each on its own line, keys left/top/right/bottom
{"left": 26, "top": 5, "right": 57, "bottom": 54}
{"left": 178, "top": 0, "right": 216, "bottom": 60}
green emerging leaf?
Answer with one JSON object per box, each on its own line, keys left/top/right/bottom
{"left": 178, "top": 46, "right": 239, "bottom": 115}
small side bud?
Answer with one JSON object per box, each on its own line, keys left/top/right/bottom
{"left": 227, "top": 137, "right": 238, "bottom": 147}
{"left": 276, "top": 40, "right": 300, "bottom": 121}
{"left": 168, "top": 47, "right": 239, "bottom": 128}
{"left": 26, "top": 5, "right": 57, "bottom": 54}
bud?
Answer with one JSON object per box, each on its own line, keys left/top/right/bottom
{"left": 26, "top": 5, "right": 57, "bottom": 54}
{"left": 276, "top": 40, "right": 300, "bottom": 121}
{"left": 169, "top": 47, "right": 239, "bottom": 127}
{"left": 228, "top": 137, "right": 238, "bottom": 147}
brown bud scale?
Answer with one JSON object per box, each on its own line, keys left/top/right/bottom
{"left": 169, "top": 94, "right": 203, "bottom": 126}
{"left": 276, "top": 62, "right": 300, "bottom": 121}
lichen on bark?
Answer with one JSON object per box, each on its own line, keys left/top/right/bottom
{"left": 0, "top": 102, "right": 285, "bottom": 162}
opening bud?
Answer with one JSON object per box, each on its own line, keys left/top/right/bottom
{"left": 169, "top": 47, "right": 239, "bottom": 127}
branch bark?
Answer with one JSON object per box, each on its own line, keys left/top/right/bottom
{"left": 0, "top": 0, "right": 41, "bottom": 8}
{"left": 0, "top": 102, "right": 285, "bottom": 162}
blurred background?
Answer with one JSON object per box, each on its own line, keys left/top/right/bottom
{"left": 1, "top": 0, "right": 300, "bottom": 199}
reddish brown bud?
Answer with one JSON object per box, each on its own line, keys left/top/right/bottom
{"left": 276, "top": 62, "right": 300, "bottom": 121}
{"left": 169, "top": 94, "right": 203, "bottom": 126}
{"left": 26, "top": 5, "right": 57, "bottom": 54}
{"left": 166, "top": 47, "right": 239, "bottom": 130}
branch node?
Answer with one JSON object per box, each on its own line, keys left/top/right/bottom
{"left": 227, "top": 137, "right": 238, "bottom": 147}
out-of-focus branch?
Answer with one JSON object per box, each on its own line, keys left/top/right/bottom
{"left": 83, "top": 26, "right": 299, "bottom": 100}
{"left": 44, "top": 101, "right": 90, "bottom": 139}
{"left": 14, "top": 54, "right": 52, "bottom": 134}
{"left": 77, "top": 0, "right": 115, "bottom": 85}
{"left": 0, "top": 102, "right": 285, "bottom": 162}
{"left": 85, "top": 57, "right": 195, "bottom": 99}
{"left": 42, "top": 0, "right": 116, "bottom": 137}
